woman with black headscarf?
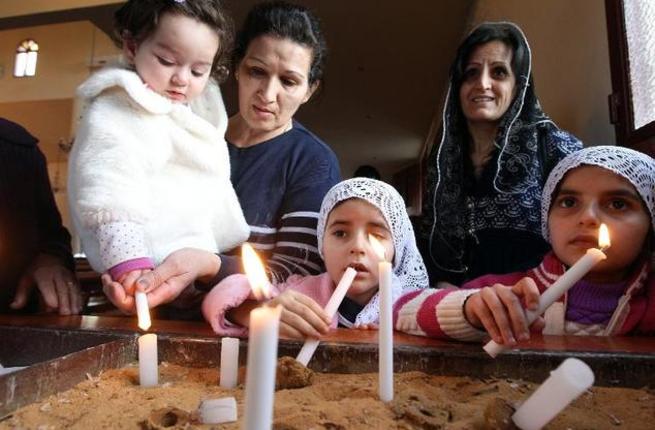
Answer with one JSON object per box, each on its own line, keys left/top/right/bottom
{"left": 419, "top": 22, "right": 582, "bottom": 285}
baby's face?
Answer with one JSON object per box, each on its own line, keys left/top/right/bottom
{"left": 322, "top": 199, "right": 395, "bottom": 306}
{"left": 124, "top": 12, "right": 218, "bottom": 103}
{"left": 548, "top": 165, "right": 651, "bottom": 283}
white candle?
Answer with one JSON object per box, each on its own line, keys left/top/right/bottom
{"left": 295, "top": 267, "right": 357, "bottom": 366}
{"left": 243, "top": 304, "right": 282, "bottom": 430}
{"left": 135, "top": 291, "right": 151, "bottom": 331}
{"left": 484, "top": 225, "right": 610, "bottom": 358}
{"left": 138, "top": 333, "right": 158, "bottom": 387}
{"left": 219, "top": 337, "right": 239, "bottom": 388}
{"left": 369, "top": 234, "right": 394, "bottom": 402}
{"left": 241, "top": 243, "right": 282, "bottom": 430}
{"left": 512, "top": 358, "right": 595, "bottom": 430}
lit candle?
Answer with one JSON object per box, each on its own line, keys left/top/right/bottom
{"left": 241, "top": 243, "right": 282, "bottom": 430}
{"left": 369, "top": 234, "right": 393, "bottom": 402}
{"left": 135, "top": 291, "right": 157, "bottom": 386}
{"left": 512, "top": 358, "right": 595, "bottom": 430}
{"left": 484, "top": 224, "right": 610, "bottom": 358}
{"left": 219, "top": 337, "right": 239, "bottom": 389}
{"left": 296, "top": 267, "right": 357, "bottom": 366}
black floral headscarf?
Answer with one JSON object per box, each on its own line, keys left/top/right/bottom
{"left": 421, "top": 22, "right": 581, "bottom": 276}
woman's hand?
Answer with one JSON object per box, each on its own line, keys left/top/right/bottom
{"left": 268, "top": 290, "right": 331, "bottom": 340}
{"left": 463, "top": 277, "right": 544, "bottom": 345}
{"left": 11, "top": 253, "right": 83, "bottom": 315}
{"left": 102, "top": 248, "right": 220, "bottom": 313}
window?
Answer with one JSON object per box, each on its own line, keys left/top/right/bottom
{"left": 605, "top": 0, "right": 655, "bottom": 154}
{"left": 14, "top": 39, "right": 39, "bottom": 77}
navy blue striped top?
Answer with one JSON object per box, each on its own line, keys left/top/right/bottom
{"left": 213, "top": 121, "right": 340, "bottom": 284}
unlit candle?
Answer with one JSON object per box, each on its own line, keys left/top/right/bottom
{"left": 135, "top": 291, "right": 151, "bottom": 331}
{"left": 219, "top": 337, "right": 239, "bottom": 388}
{"left": 512, "top": 358, "right": 595, "bottom": 430}
{"left": 296, "top": 267, "right": 357, "bottom": 366}
{"left": 138, "top": 333, "right": 158, "bottom": 387}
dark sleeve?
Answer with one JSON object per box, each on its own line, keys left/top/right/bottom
{"left": 265, "top": 152, "right": 341, "bottom": 284}
{"left": 416, "top": 142, "right": 441, "bottom": 285}
{"left": 33, "top": 147, "right": 74, "bottom": 271}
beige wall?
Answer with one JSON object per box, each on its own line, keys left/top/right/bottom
{"left": 0, "top": 21, "right": 118, "bottom": 104}
{"left": 470, "top": 0, "right": 615, "bottom": 146}
{"left": 0, "top": 0, "right": 124, "bottom": 19}
{"left": 0, "top": 21, "right": 119, "bottom": 231}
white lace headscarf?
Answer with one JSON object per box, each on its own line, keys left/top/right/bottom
{"left": 317, "top": 178, "right": 429, "bottom": 325}
{"left": 541, "top": 146, "right": 655, "bottom": 242}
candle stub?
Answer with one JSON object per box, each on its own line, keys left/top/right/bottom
{"left": 219, "top": 337, "right": 239, "bottom": 388}
{"left": 198, "top": 397, "right": 237, "bottom": 424}
{"left": 512, "top": 358, "right": 595, "bottom": 430}
{"left": 138, "top": 333, "right": 158, "bottom": 387}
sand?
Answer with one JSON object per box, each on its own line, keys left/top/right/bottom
{"left": 2, "top": 357, "right": 653, "bottom": 429}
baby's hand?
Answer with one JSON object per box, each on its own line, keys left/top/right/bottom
{"left": 268, "top": 290, "right": 331, "bottom": 340}
{"left": 118, "top": 269, "right": 152, "bottom": 296}
{"left": 464, "top": 277, "right": 543, "bottom": 346}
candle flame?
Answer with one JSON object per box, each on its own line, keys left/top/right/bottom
{"left": 598, "top": 223, "right": 611, "bottom": 251}
{"left": 368, "top": 234, "right": 387, "bottom": 262}
{"left": 242, "top": 243, "right": 271, "bottom": 300}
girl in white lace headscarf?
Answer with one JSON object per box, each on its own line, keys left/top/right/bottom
{"left": 202, "top": 178, "right": 429, "bottom": 338}
{"left": 395, "top": 146, "right": 655, "bottom": 342}
{"left": 317, "top": 177, "right": 430, "bottom": 326}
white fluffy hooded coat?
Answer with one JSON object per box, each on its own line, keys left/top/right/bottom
{"left": 69, "top": 66, "right": 249, "bottom": 273}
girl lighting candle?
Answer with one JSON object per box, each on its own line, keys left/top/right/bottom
{"left": 393, "top": 146, "right": 655, "bottom": 349}
{"left": 241, "top": 243, "right": 282, "bottom": 430}
{"left": 484, "top": 224, "right": 610, "bottom": 358}
{"left": 202, "top": 178, "right": 429, "bottom": 345}
{"left": 369, "top": 234, "right": 393, "bottom": 402}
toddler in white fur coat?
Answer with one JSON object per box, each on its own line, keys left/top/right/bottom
{"left": 69, "top": 0, "right": 249, "bottom": 300}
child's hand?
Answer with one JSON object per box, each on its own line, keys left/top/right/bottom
{"left": 463, "top": 277, "right": 544, "bottom": 346}
{"left": 268, "top": 290, "right": 331, "bottom": 340}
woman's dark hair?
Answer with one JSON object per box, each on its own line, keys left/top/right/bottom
{"left": 113, "top": 0, "right": 234, "bottom": 82}
{"left": 233, "top": 1, "right": 327, "bottom": 86}
{"left": 353, "top": 165, "right": 381, "bottom": 180}
{"left": 450, "top": 22, "right": 529, "bottom": 92}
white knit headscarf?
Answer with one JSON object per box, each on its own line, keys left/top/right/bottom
{"left": 541, "top": 146, "right": 655, "bottom": 242}
{"left": 317, "top": 178, "right": 429, "bottom": 325}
